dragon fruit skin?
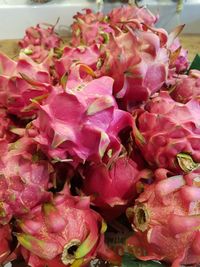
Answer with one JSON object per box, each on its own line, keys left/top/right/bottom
{"left": 0, "top": 52, "right": 52, "bottom": 118}
{"left": 71, "top": 9, "right": 114, "bottom": 46}
{"left": 108, "top": 5, "right": 158, "bottom": 29}
{"left": 70, "top": 6, "right": 170, "bottom": 109}
{"left": 0, "top": 52, "right": 51, "bottom": 80}
{"left": 82, "top": 156, "right": 140, "bottom": 220}
{"left": 32, "top": 76, "right": 133, "bottom": 166}
{"left": 0, "top": 136, "right": 53, "bottom": 224}
{"left": 55, "top": 44, "right": 99, "bottom": 80}
{"left": 97, "top": 27, "right": 168, "bottom": 109}
{"left": 71, "top": 6, "right": 158, "bottom": 47}
{"left": 133, "top": 91, "right": 200, "bottom": 173}
{"left": 17, "top": 192, "right": 121, "bottom": 267}
{"left": 171, "top": 70, "right": 200, "bottom": 103}
{"left": 19, "top": 23, "right": 61, "bottom": 63}
{"left": 126, "top": 173, "right": 200, "bottom": 266}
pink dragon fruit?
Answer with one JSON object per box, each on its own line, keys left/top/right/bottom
{"left": 126, "top": 172, "right": 200, "bottom": 266}
{"left": 0, "top": 52, "right": 52, "bottom": 118}
{"left": 108, "top": 5, "right": 158, "bottom": 30}
{"left": 19, "top": 23, "right": 61, "bottom": 63}
{"left": 70, "top": 7, "right": 170, "bottom": 109}
{"left": 0, "top": 136, "right": 53, "bottom": 224}
{"left": 98, "top": 27, "right": 168, "bottom": 109}
{"left": 82, "top": 155, "right": 140, "bottom": 220}
{"left": 71, "top": 9, "right": 114, "bottom": 46}
{"left": 16, "top": 190, "right": 121, "bottom": 267}
{"left": 133, "top": 91, "right": 200, "bottom": 173}
{"left": 55, "top": 44, "right": 100, "bottom": 80}
{"left": 171, "top": 69, "right": 200, "bottom": 103}
{"left": 32, "top": 76, "right": 133, "bottom": 166}
{"left": 169, "top": 37, "right": 189, "bottom": 73}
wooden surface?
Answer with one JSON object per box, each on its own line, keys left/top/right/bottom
{"left": 0, "top": 39, "right": 19, "bottom": 59}
{"left": 180, "top": 35, "right": 200, "bottom": 60}
{"left": 0, "top": 35, "right": 200, "bottom": 61}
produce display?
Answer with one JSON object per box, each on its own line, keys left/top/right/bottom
{"left": 0, "top": 2, "right": 200, "bottom": 267}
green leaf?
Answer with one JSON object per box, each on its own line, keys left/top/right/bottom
{"left": 122, "top": 253, "right": 166, "bottom": 267}
{"left": 188, "top": 54, "right": 200, "bottom": 73}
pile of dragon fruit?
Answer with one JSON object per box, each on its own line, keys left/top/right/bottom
{"left": 1, "top": 3, "right": 200, "bottom": 267}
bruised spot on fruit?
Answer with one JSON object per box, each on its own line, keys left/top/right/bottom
{"left": 133, "top": 204, "right": 149, "bottom": 232}
{"left": 61, "top": 239, "right": 81, "bottom": 265}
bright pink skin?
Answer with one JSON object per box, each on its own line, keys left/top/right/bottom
{"left": 133, "top": 92, "right": 200, "bottom": 173}
{"left": 71, "top": 9, "right": 114, "bottom": 46}
{"left": 171, "top": 70, "right": 200, "bottom": 103}
{"left": 98, "top": 27, "right": 168, "bottom": 110}
{"left": 70, "top": 7, "right": 168, "bottom": 109}
{"left": 17, "top": 192, "right": 121, "bottom": 267}
{"left": 108, "top": 5, "right": 158, "bottom": 30}
{"left": 0, "top": 53, "right": 52, "bottom": 118}
{"left": 33, "top": 76, "right": 133, "bottom": 166}
{"left": 19, "top": 23, "right": 61, "bottom": 63}
{"left": 0, "top": 136, "right": 52, "bottom": 224}
{"left": 169, "top": 38, "right": 189, "bottom": 73}
{"left": 82, "top": 156, "right": 140, "bottom": 220}
{"left": 55, "top": 44, "right": 99, "bottom": 79}
{"left": 126, "top": 173, "right": 200, "bottom": 266}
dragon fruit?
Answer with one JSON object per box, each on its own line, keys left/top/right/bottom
{"left": 71, "top": 9, "right": 114, "bottom": 46}
{"left": 0, "top": 136, "right": 53, "bottom": 224}
{"left": 171, "top": 69, "right": 200, "bottom": 103}
{"left": 97, "top": 27, "right": 168, "bottom": 109}
{"left": 108, "top": 5, "right": 158, "bottom": 30}
{"left": 55, "top": 44, "right": 99, "bottom": 80}
{"left": 17, "top": 190, "right": 121, "bottom": 267}
{"left": 82, "top": 155, "right": 140, "bottom": 220}
{"left": 70, "top": 6, "right": 169, "bottom": 109}
{"left": 19, "top": 23, "right": 61, "bottom": 63}
{"left": 32, "top": 76, "right": 133, "bottom": 166}
{"left": 126, "top": 172, "right": 200, "bottom": 266}
{"left": 71, "top": 5, "right": 158, "bottom": 48}
{"left": 0, "top": 52, "right": 52, "bottom": 118}
{"left": 133, "top": 91, "right": 200, "bottom": 173}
